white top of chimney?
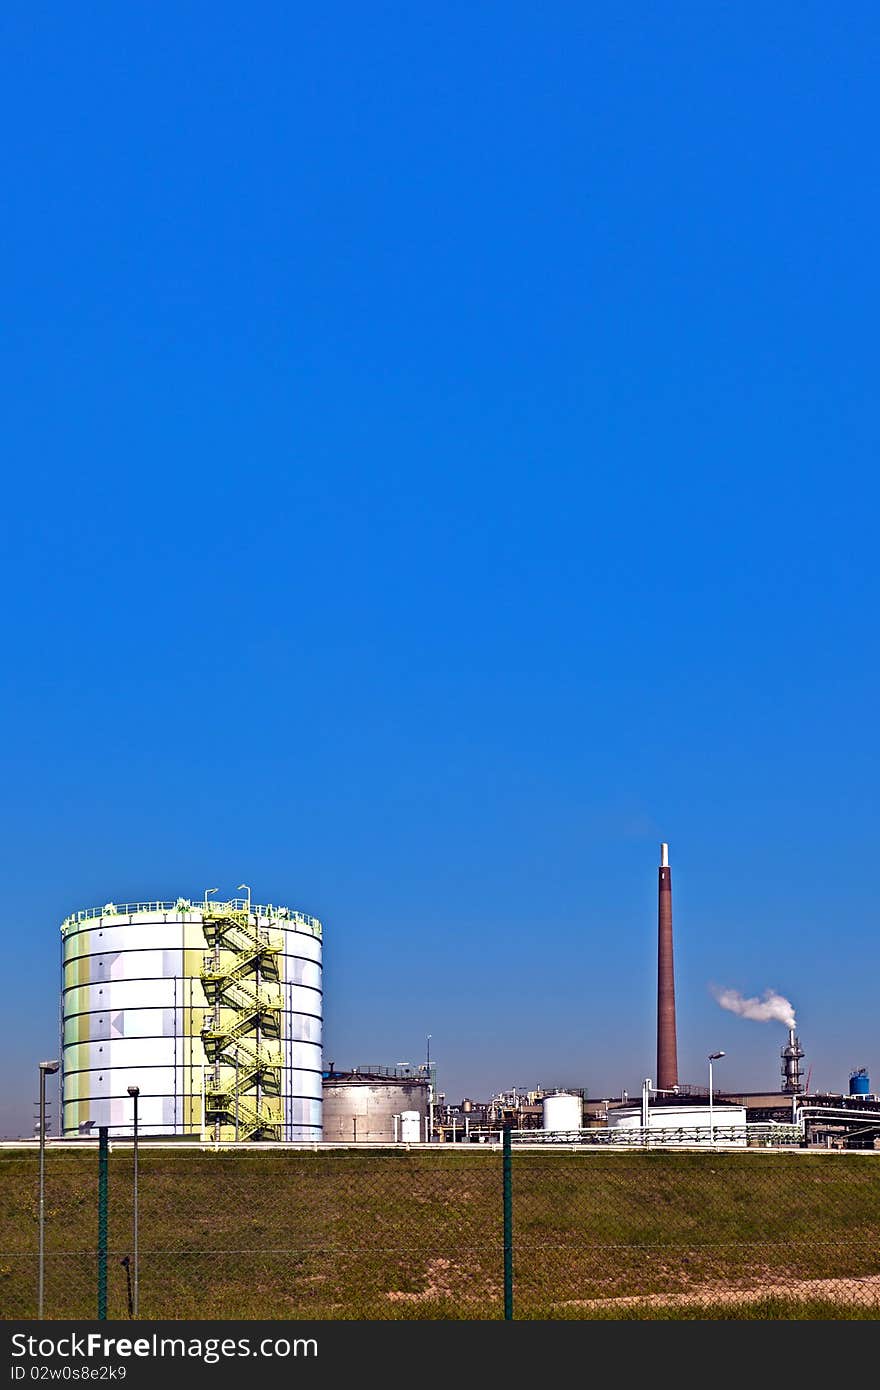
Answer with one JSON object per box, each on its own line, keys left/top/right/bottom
{"left": 660, "top": 842, "right": 669, "bottom": 867}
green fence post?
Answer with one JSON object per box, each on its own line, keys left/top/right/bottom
{"left": 97, "top": 1127, "right": 108, "bottom": 1320}
{"left": 503, "top": 1123, "right": 513, "bottom": 1320}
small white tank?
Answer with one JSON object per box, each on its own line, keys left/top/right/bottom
{"left": 400, "top": 1110, "right": 421, "bottom": 1143}
{"left": 542, "top": 1092, "right": 582, "bottom": 1132}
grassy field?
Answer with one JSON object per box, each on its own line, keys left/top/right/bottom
{"left": 1, "top": 1146, "right": 879, "bottom": 1319}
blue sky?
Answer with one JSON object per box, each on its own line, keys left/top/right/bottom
{"left": 1, "top": 4, "right": 878, "bottom": 1135}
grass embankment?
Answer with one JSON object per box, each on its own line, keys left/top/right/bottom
{"left": 1, "top": 1147, "right": 878, "bottom": 1319}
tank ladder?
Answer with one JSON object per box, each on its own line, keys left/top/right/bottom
{"left": 200, "top": 905, "right": 284, "bottom": 1141}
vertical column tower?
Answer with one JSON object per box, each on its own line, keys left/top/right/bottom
{"left": 780, "top": 1029, "right": 805, "bottom": 1094}
{"left": 656, "top": 842, "right": 679, "bottom": 1091}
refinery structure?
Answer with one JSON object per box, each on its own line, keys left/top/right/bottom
{"left": 54, "top": 846, "right": 879, "bottom": 1151}
{"left": 61, "top": 894, "right": 323, "bottom": 1140}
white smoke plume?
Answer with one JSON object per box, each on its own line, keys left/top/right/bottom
{"left": 713, "top": 987, "right": 796, "bottom": 1030}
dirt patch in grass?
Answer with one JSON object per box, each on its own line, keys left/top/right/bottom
{"left": 557, "top": 1271, "right": 880, "bottom": 1313}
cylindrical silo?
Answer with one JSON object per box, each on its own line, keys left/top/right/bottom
{"left": 60, "top": 895, "right": 323, "bottom": 1141}
{"left": 322, "top": 1070, "right": 429, "bottom": 1142}
{"left": 850, "top": 1069, "right": 870, "bottom": 1096}
{"left": 541, "top": 1092, "right": 583, "bottom": 1133}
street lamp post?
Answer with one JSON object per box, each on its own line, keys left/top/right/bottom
{"left": 708, "top": 1052, "right": 726, "bottom": 1146}
{"left": 127, "top": 1086, "right": 140, "bottom": 1317}
{"left": 237, "top": 884, "right": 251, "bottom": 917}
{"left": 38, "top": 1060, "right": 59, "bottom": 1319}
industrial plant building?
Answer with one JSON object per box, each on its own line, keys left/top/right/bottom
{"left": 432, "top": 844, "right": 878, "bottom": 1149}
{"left": 53, "top": 850, "right": 877, "bottom": 1151}
{"left": 61, "top": 895, "right": 323, "bottom": 1141}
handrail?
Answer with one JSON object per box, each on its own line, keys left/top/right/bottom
{"left": 505, "top": 1122, "right": 802, "bottom": 1147}
{"left": 202, "top": 1004, "right": 281, "bottom": 1045}
{"left": 60, "top": 899, "right": 322, "bottom": 935}
{"left": 208, "top": 1035, "right": 282, "bottom": 1069}
{"left": 796, "top": 1106, "right": 880, "bottom": 1124}
{"left": 339, "top": 1064, "right": 431, "bottom": 1080}
{"left": 201, "top": 974, "right": 282, "bottom": 1009}
{"left": 197, "top": 903, "right": 287, "bottom": 1141}
{"left": 203, "top": 1088, "right": 276, "bottom": 1134}
{"left": 201, "top": 946, "right": 281, "bottom": 982}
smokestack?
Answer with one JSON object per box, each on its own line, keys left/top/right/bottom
{"left": 657, "top": 842, "right": 678, "bottom": 1090}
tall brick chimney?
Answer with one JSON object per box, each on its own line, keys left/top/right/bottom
{"left": 657, "top": 842, "right": 678, "bottom": 1090}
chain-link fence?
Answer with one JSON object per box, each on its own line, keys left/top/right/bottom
{"left": 2, "top": 1141, "right": 879, "bottom": 1319}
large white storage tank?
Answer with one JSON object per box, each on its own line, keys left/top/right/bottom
{"left": 542, "top": 1092, "right": 583, "bottom": 1133}
{"left": 61, "top": 895, "right": 323, "bottom": 1141}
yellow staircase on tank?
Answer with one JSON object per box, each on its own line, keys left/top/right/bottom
{"left": 201, "top": 967, "right": 283, "bottom": 1039}
{"left": 202, "top": 1080, "right": 282, "bottom": 1142}
{"left": 199, "top": 904, "right": 285, "bottom": 1141}
{"left": 201, "top": 909, "right": 282, "bottom": 978}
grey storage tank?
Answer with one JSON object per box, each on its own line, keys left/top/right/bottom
{"left": 322, "top": 1065, "right": 429, "bottom": 1142}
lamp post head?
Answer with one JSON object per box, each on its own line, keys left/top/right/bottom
{"left": 40, "top": 1060, "right": 60, "bottom": 1074}
{"left": 709, "top": 1052, "right": 726, "bottom": 1061}
{"left": 127, "top": 1086, "right": 140, "bottom": 1098}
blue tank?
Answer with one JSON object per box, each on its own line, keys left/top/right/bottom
{"left": 849, "top": 1069, "right": 870, "bottom": 1096}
